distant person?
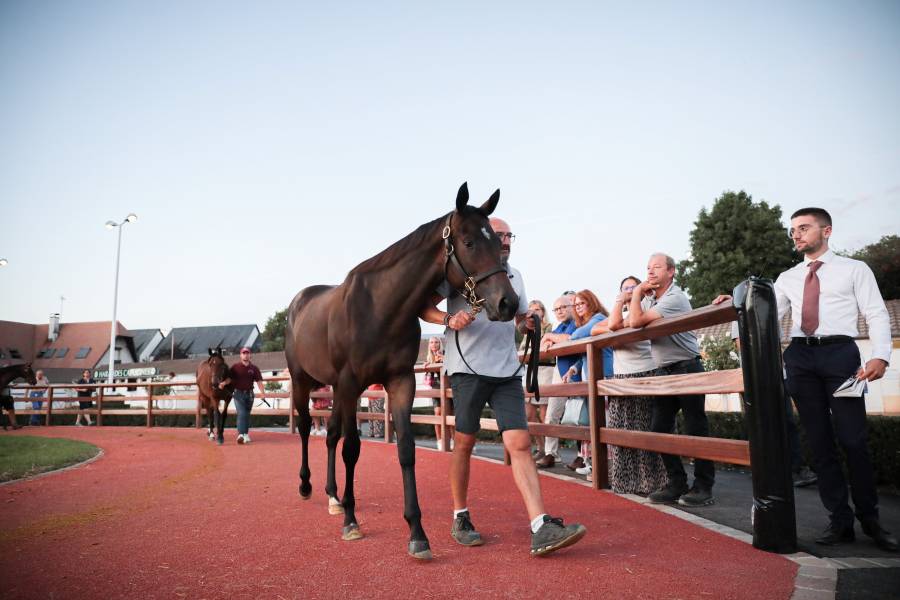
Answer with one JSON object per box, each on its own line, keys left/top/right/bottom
{"left": 424, "top": 336, "right": 452, "bottom": 449}
{"left": 310, "top": 383, "right": 332, "bottom": 436}
{"left": 74, "top": 369, "right": 95, "bottom": 426}
{"left": 29, "top": 370, "right": 51, "bottom": 426}
{"left": 367, "top": 383, "right": 385, "bottom": 438}
{"left": 520, "top": 300, "right": 554, "bottom": 461}
{"left": 229, "top": 347, "right": 265, "bottom": 444}
{"left": 628, "top": 253, "right": 714, "bottom": 507}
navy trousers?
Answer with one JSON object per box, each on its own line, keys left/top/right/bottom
{"left": 784, "top": 340, "right": 878, "bottom": 526}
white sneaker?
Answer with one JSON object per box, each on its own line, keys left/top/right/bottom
{"left": 575, "top": 465, "right": 592, "bottom": 476}
{"left": 236, "top": 434, "right": 245, "bottom": 445}
{"left": 243, "top": 433, "right": 251, "bottom": 444}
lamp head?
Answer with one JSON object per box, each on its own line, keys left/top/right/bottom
{"left": 125, "top": 213, "right": 138, "bottom": 224}
{"left": 0, "top": 258, "right": 7, "bottom": 267}
{"left": 105, "top": 221, "right": 117, "bottom": 229}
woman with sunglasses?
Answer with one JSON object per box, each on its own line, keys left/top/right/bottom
{"left": 591, "top": 276, "right": 666, "bottom": 495}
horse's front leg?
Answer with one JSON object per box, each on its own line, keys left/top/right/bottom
{"left": 219, "top": 397, "right": 231, "bottom": 444}
{"left": 205, "top": 399, "right": 215, "bottom": 441}
{"left": 212, "top": 400, "right": 223, "bottom": 445}
{"left": 339, "top": 395, "right": 363, "bottom": 541}
{"left": 386, "top": 373, "right": 431, "bottom": 560}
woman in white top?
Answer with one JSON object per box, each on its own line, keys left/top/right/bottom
{"left": 592, "top": 276, "right": 667, "bottom": 495}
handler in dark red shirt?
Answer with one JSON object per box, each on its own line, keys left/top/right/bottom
{"left": 230, "top": 347, "right": 265, "bottom": 444}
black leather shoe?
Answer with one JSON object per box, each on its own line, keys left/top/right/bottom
{"left": 861, "top": 519, "right": 899, "bottom": 552}
{"left": 815, "top": 522, "right": 855, "bottom": 546}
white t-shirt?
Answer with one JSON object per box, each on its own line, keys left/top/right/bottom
{"left": 437, "top": 265, "right": 529, "bottom": 378}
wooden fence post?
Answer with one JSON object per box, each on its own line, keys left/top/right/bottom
{"left": 45, "top": 387, "right": 54, "bottom": 426}
{"left": 439, "top": 371, "right": 450, "bottom": 452}
{"left": 195, "top": 384, "right": 202, "bottom": 429}
{"left": 97, "top": 386, "right": 105, "bottom": 427}
{"left": 587, "top": 342, "right": 608, "bottom": 490}
{"left": 147, "top": 384, "right": 154, "bottom": 428}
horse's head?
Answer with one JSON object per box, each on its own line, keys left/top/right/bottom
{"left": 444, "top": 182, "right": 519, "bottom": 321}
{"left": 207, "top": 347, "right": 229, "bottom": 389}
{"left": 21, "top": 363, "right": 37, "bottom": 386}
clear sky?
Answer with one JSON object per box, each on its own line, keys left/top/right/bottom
{"left": 2, "top": 1, "right": 898, "bottom": 336}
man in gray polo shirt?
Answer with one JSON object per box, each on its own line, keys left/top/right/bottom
{"left": 628, "top": 252, "right": 715, "bottom": 507}
{"left": 420, "top": 216, "right": 586, "bottom": 557}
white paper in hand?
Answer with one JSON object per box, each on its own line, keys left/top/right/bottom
{"left": 833, "top": 376, "right": 867, "bottom": 398}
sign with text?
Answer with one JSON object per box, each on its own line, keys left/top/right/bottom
{"left": 93, "top": 367, "right": 159, "bottom": 379}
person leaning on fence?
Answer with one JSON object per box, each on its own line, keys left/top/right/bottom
{"left": 74, "top": 369, "right": 95, "bottom": 426}
{"left": 519, "top": 299, "right": 554, "bottom": 461}
{"left": 419, "top": 216, "right": 586, "bottom": 557}
{"left": 594, "top": 276, "right": 668, "bottom": 495}
{"left": 310, "top": 383, "right": 331, "bottom": 436}
{"left": 628, "top": 253, "right": 715, "bottom": 507}
{"left": 228, "top": 347, "right": 265, "bottom": 445}
{"left": 561, "top": 289, "right": 614, "bottom": 481}
{"left": 29, "top": 370, "right": 50, "bottom": 426}
{"left": 768, "top": 208, "right": 894, "bottom": 551}
{"left": 537, "top": 292, "right": 579, "bottom": 469}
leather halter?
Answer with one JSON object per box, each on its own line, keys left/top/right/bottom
{"left": 442, "top": 212, "right": 508, "bottom": 315}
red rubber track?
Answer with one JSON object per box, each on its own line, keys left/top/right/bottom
{"left": 1, "top": 428, "right": 796, "bottom": 599}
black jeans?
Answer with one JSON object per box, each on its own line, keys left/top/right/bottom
{"left": 650, "top": 357, "right": 715, "bottom": 491}
{"left": 784, "top": 340, "right": 877, "bottom": 526}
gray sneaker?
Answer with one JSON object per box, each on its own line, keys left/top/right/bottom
{"left": 648, "top": 484, "right": 689, "bottom": 504}
{"left": 531, "top": 516, "right": 587, "bottom": 557}
{"left": 451, "top": 511, "right": 484, "bottom": 546}
{"left": 677, "top": 486, "right": 715, "bottom": 507}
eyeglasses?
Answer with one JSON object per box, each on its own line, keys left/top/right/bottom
{"left": 240, "top": 351, "right": 250, "bottom": 355}
{"left": 561, "top": 290, "right": 575, "bottom": 296}
{"left": 552, "top": 305, "right": 571, "bottom": 312}
{"left": 496, "top": 232, "right": 516, "bottom": 242}
{"left": 788, "top": 224, "right": 819, "bottom": 238}
{"left": 623, "top": 285, "right": 636, "bottom": 291}
{"left": 574, "top": 301, "right": 587, "bottom": 308}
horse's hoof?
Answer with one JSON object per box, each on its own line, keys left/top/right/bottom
{"left": 328, "top": 497, "right": 344, "bottom": 515}
{"left": 408, "top": 540, "right": 433, "bottom": 561}
{"left": 342, "top": 524, "right": 363, "bottom": 541}
{"left": 299, "top": 483, "right": 312, "bottom": 499}
{"left": 216, "top": 438, "right": 224, "bottom": 445}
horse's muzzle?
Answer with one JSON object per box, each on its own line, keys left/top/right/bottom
{"left": 489, "top": 292, "right": 519, "bottom": 322}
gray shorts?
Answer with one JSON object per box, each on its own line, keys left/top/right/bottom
{"left": 449, "top": 373, "right": 528, "bottom": 434}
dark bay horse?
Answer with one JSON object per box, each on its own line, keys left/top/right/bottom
{"left": 196, "top": 348, "right": 234, "bottom": 444}
{"left": 0, "top": 363, "right": 37, "bottom": 430}
{"left": 285, "top": 183, "right": 519, "bottom": 560}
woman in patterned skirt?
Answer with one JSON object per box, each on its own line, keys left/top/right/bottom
{"left": 592, "top": 276, "right": 667, "bottom": 495}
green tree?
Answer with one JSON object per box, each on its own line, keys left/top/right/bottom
{"left": 676, "top": 190, "right": 797, "bottom": 307}
{"left": 850, "top": 235, "right": 900, "bottom": 300}
{"left": 261, "top": 307, "right": 289, "bottom": 352}
{"left": 700, "top": 335, "right": 740, "bottom": 372}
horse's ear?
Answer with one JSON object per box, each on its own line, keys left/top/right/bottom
{"left": 455, "top": 182, "right": 469, "bottom": 212}
{"left": 479, "top": 189, "right": 500, "bottom": 216}
{"left": 208, "top": 348, "right": 214, "bottom": 357}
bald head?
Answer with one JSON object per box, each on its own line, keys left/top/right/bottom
{"left": 489, "top": 217, "right": 512, "bottom": 264}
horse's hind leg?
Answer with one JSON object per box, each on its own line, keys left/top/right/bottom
{"left": 386, "top": 373, "right": 431, "bottom": 560}
{"left": 291, "top": 377, "right": 313, "bottom": 499}
{"left": 339, "top": 394, "right": 363, "bottom": 541}
{"left": 324, "top": 397, "right": 344, "bottom": 515}
{"left": 212, "top": 400, "right": 224, "bottom": 445}
{"left": 219, "top": 398, "right": 231, "bottom": 444}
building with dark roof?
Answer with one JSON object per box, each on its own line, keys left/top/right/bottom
{"left": 129, "top": 328, "right": 164, "bottom": 362}
{"left": 149, "top": 325, "right": 261, "bottom": 361}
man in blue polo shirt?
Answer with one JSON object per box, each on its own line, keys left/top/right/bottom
{"left": 536, "top": 292, "right": 579, "bottom": 468}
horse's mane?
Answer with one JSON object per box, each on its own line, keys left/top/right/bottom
{"left": 348, "top": 213, "right": 447, "bottom": 277}
{"left": 349, "top": 206, "right": 490, "bottom": 277}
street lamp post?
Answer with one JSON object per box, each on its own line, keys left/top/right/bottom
{"left": 105, "top": 213, "right": 137, "bottom": 385}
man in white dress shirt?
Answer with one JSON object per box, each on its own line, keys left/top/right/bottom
{"left": 777, "top": 207, "right": 896, "bottom": 551}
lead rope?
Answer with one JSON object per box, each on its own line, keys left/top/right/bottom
{"left": 452, "top": 313, "right": 541, "bottom": 401}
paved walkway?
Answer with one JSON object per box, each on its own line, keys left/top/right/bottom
{"left": 2, "top": 427, "right": 798, "bottom": 599}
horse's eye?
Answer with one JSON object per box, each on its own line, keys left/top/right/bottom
{"left": 463, "top": 239, "right": 474, "bottom": 249}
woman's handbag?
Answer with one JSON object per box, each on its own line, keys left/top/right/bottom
{"left": 560, "top": 397, "right": 590, "bottom": 426}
